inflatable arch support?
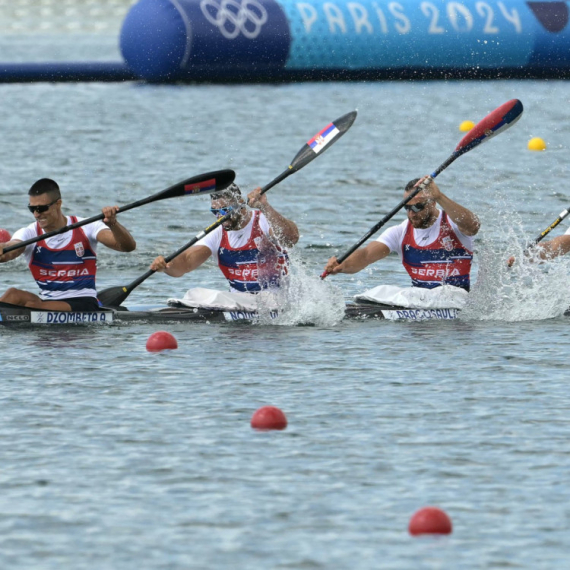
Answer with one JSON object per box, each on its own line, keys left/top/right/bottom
{"left": 120, "top": 0, "right": 570, "bottom": 81}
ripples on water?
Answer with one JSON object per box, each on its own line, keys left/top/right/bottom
{"left": 1, "top": 23, "right": 570, "bottom": 567}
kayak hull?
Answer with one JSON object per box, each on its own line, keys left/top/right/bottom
{"left": 0, "top": 300, "right": 462, "bottom": 324}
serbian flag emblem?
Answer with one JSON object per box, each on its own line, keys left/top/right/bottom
{"left": 308, "top": 122, "right": 340, "bottom": 154}
{"left": 184, "top": 178, "right": 216, "bottom": 194}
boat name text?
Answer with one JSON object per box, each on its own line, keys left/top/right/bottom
{"left": 31, "top": 311, "right": 112, "bottom": 324}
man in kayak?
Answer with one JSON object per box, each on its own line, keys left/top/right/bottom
{"left": 0, "top": 178, "right": 136, "bottom": 311}
{"left": 323, "top": 176, "right": 480, "bottom": 291}
{"left": 150, "top": 183, "right": 299, "bottom": 292}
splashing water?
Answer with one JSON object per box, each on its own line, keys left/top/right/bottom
{"left": 463, "top": 205, "right": 570, "bottom": 321}
{"left": 255, "top": 250, "right": 346, "bottom": 326}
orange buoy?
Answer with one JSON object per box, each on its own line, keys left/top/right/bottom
{"left": 0, "top": 228, "right": 11, "bottom": 242}
{"left": 251, "top": 406, "right": 287, "bottom": 430}
{"left": 146, "top": 331, "right": 178, "bottom": 352}
{"left": 408, "top": 506, "right": 452, "bottom": 536}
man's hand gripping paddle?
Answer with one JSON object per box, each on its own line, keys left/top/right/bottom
{"left": 321, "top": 99, "right": 524, "bottom": 278}
{"left": 1, "top": 170, "right": 236, "bottom": 255}
{"left": 98, "top": 111, "right": 358, "bottom": 307}
{"left": 507, "top": 206, "right": 570, "bottom": 267}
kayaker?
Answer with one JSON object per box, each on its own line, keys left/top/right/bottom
{"left": 0, "top": 178, "right": 136, "bottom": 311}
{"left": 150, "top": 183, "right": 299, "bottom": 292}
{"left": 323, "top": 176, "right": 480, "bottom": 291}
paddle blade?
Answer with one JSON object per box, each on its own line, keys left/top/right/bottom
{"left": 289, "top": 111, "right": 357, "bottom": 173}
{"left": 455, "top": 99, "right": 523, "bottom": 155}
{"left": 149, "top": 169, "right": 236, "bottom": 203}
{"left": 98, "top": 286, "right": 130, "bottom": 308}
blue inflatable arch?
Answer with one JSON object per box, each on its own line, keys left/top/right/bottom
{"left": 119, "top": 0, "right": 570, "bottom": 81}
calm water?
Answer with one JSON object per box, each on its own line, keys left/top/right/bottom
{"left": 1, "top": 40, "right": 570, "bottom": 568}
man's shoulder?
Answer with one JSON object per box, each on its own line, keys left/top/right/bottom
{"left": 377, "top": 220, "right": 407, "bottom": 251}
{"left": 383, "top": 219, "right": 409, "bottom": 235}
{"left": 256, "top": 211, "right": 271, "bottom": 233}
{"left": 78, "top": 216, "right": 109, "bottom": 238}
{"left": 197, "top": 225, "right": 222, "bottom": 251}
{"left": 12, "top": 221, "right": 38, "bottom": 240}
{"left": 441, "top": 210, "right": 470, "bottom": 235}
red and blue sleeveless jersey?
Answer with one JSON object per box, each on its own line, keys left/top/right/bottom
{"left": 402, "top": 212, "right": 473, "bottom": 291}
{"left": 218, "top": 211, "right": 288, "bottom": 293}
{"left": 29, "top": 217, "right": 98, "bottom": 299}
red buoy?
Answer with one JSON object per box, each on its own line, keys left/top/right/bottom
{"left": 0, "top": 228, "right": 11, "bottom": 243}
{"left": 251, "top": 406, "right": 287, "bottom": 430}
{"left": 409, "top": 507, "right": 452, "bottom": 536}
{"left": 146, "top": 331, "right": 178, "bottom": 352}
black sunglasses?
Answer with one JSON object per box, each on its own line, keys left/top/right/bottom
{"left": 404, "top": 201, "right": 429, "bottom": 213}
{"left": 28, "top": 199, "right": 58, "bottom": 214}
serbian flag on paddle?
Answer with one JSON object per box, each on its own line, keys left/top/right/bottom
{"left": 455, "top": 99, "right": 523, "bottom": 154}
{"left": 308, "top": 122, "right": 340, "bottom": 154}
{"left": 184, "top": 178, "right": 216, "bottom": 195}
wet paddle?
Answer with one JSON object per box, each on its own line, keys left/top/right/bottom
{"left": 508, "top": 206, "right": 570, "bottom": 266}
{"left": 2, "top": 170, "right": 236, "bottom": 255}
{"left": 98, "top": 216, "right": 231, "bottom": 307}
{"left": 98, "top": 110, "right": 358, "bottom": 307}
{"left": 253, "top": 110, "right": 357, "bottom": 200}
{"left": 531, "top": 207, "right": 570, "bottom": 246}
{"left": 321, "top": 99, "right": 524, "bottom": 278}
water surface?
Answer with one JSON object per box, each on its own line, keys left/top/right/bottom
{"left": 1, "top": 43, "right": 570, "bottom": 569}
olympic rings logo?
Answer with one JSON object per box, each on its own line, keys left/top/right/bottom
{"left": 200, "top": 0, "right": 268, "bottom": 40}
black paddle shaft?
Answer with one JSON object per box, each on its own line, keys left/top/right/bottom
{"left": 2, "top": 169, "right": 235, "bottom": 254}
{"left": 323, "top": 100, "right": 524, "bottom": 278}
{"left": 3, "top": 212, "right": 110, "bottom": 254}
{"left": 97, "top": 212, "right": 232, "bottom": 307}
{"left": 532, "top": 207, "right": 570, "bottom": 245}
{"left": 337, "top": 171, "right": 458, "bottom": 268}
{"left": 99, "top": 111, "right": 358, "bottom": 307}
{"left": 334, "top": 152, "right": 462, "bottom": 265}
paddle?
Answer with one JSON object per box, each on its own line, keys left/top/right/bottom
{"left": 531, "top": 207, "right": 570, "bottom": 246}
{"left": 98, "top": 110, "right": 358, "bottom": 308}
{"left": 97, "top": 216, "right": 232, "bottom": 307}
{"left": 321, "top": 99, "right": 524, "bottom": 278}
{"left": 2, "top": 170, "right": 236, "bottom": 254}
{"left": 507, "top": 206, "right": 570, "bottom": 266}
{"left": 253, "top": 110, "right": 357, "bottom": 200}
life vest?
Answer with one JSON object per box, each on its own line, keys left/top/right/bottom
{"left": 402, "top": 212, "right": 473, "bottom": 291}
{"left": 29, "top": 217, "right": 98, "bottom": 299}
{"left": 217, "top": 211, "right": 288, "bottom": 293}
